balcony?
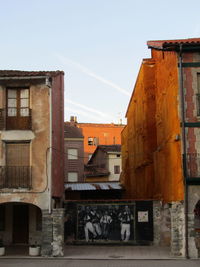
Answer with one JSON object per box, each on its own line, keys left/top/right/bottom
{"left": 0, "top": 108, "right": 32, "bottom": 130}
{"left": 0, "top": 166, "right": 32, "bottom": 189}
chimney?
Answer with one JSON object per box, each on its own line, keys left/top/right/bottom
{"left": 70, "top": 116, "right": 77, "bottom": 126}
{"left": 70, "top": 116, "right": 75, "bottom": 122}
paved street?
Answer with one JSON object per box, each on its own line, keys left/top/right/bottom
{"left": 0, "top": 259, "right": 199, "bottom": 267}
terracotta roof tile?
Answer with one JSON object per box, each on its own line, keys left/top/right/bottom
{"left": 0, "top": 70, "right": 64, "bottom": 77}
{"left": 64, "top": 123, "right": 83, "bottom": 138}
{"left": 147, "top": 37, "right": 200, "bottom": 49}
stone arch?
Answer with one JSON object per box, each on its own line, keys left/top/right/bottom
{"left": 0, "top": 202, "right": 42, "bottom": 247}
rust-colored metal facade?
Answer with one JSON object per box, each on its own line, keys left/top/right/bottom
{"left": 122, "top": 48, "right": 184, "bottom": 202}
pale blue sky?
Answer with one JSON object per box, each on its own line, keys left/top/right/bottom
{"left": 1, "top": 0, "right": 200, "bottom": 123}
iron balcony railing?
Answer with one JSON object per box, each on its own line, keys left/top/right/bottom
{"left": 0, "top": 166, "right": 32, "bottom": 189}
{"left": 186, "top": 153, "right": 200, "bottom": 178}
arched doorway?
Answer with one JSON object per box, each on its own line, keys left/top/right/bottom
{"left": 0, "top": 202, "right": 42, "bottom": 251}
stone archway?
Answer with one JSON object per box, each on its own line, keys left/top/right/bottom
{"left": 0, "top": 202, "right": 42, "bottom": 255}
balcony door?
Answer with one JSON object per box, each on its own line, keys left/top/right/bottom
{"left": 6, "top": 143, "right": 30, "bottom": 188}
{"left": 6, "top": 88, "right": 30, "bottom": 130}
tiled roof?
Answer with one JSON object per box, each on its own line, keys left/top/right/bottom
{"left": 87, "top": 145, "right": 121, "bottom": 165}
{"left": 147, "top": 37, "right": 200, "bottom": 50}
{"left": 0, "top": 70, "right": 64, "bottom": 77}
{"left": 64, "top": 123, "right": 83, "bottom": 138}
{"left": 84, "top": 165, "right": 109, "bottom": 177}
{"left": 64, "top": 182, "right": 123, "bottom": 191}
{"left": 77, "top": 123, "right": 125, "bottom": 127}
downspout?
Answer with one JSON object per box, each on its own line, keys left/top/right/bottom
{"left": 47, "top": 76, "right": 52, "bottom": 214}
{"left": 179, "top": 44, "right": 189, "bottom": 258}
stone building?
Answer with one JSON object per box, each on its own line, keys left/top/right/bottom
{"left": 0, "top": 70, "right": 65, "bottom": 256}
{"left": 121, "top": 38, "right": 200, "bottom": 258}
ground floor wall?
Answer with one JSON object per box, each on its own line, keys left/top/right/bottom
{"left": 188, "top": 185, "right": 200, "bottom": 258}
{"left": 152, "top": 201, "right": 185, "bottom": 258}
{"left": 64, "top": 200, "right": 154, "bottom": 245}
{"left": 0, "top": 202, "right": 64, "bottom": 257}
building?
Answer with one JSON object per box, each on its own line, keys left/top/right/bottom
{"left": 76, "top": 122, "right": 124, "bottom": 163}
{"left": 121, "top": 38, "right": 200, "bottom": 258}
{"left": 0, "top": 70, "right": 64, "bottom": 256}
{"left": 64, "top": 119, "right": 84, "bottom": 183}
{"left": 85, "top": 145, "right": 122, "bottom": 182}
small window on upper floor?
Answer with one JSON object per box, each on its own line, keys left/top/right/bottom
{"left": 88, "top": 137, "right": 93, "bottom": 145}
{"left": 88, "top": 137, "right": 99, "bottom": 146}
{"left": 116, "top": 154, "right": 121, "bottom": 158}
{"left": 68, "top": 172, "right": 78, "bottom": 182}
{"left": 68, "top": 148, "right": 78, "bottom": 159}
{"left": 114, "top": 165, "right": 120, "bottom": 174}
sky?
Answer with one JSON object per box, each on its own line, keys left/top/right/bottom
{"left": 1, "top": 0, "right": 200, "bottom": 124}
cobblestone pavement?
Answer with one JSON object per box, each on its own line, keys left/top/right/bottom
{"left": 0, "top": 259, "right": 199, "bottom": 267}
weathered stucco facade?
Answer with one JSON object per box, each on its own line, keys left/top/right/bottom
{"left": 0, "top": 70, "right": 64, "bottom": 256}
{"left": 121, "top": 38, "right": 200, "bottom": 258}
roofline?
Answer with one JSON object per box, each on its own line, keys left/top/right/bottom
{"left": 147, "top": 38, "right": 200, "bottom": 51}
{"left": 125, "top": 58, "right": 155, "bottom": 117}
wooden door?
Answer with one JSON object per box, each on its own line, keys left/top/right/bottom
{"left": 13, "top": 205, "right": 29, "bottom": 244}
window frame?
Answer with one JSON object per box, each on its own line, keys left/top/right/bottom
{"left": 68, "top": 148, "right": 78, "bottom": 160}
{"left": 114, "top": 165, "right": 120, "bottom": 174}
{"left": 68, "top": 172, "right": 78, "bottom": 182}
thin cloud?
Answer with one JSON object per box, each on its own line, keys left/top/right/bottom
{"left": 56, "top": 54, "right": 131, "bottom": 96}
{"left": 66, "top": 107, "right": 107, "bottom": 122}
{"left": 66, "top": 99, "right": 116, "bottom": 121}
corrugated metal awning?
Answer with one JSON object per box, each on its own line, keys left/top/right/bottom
{"left": 64, "top": 182, "right": 123, "bottom": 191}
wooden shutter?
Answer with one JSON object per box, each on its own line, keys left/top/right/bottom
{"left": 6, "top": 143, "right": 30, "bottom": 166}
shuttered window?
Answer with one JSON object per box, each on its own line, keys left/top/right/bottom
{"left": 6, "top": 143, "right": 30, "bottom": 166}
{"left": 5, "top": 143, "right": 31, "bottom": 188}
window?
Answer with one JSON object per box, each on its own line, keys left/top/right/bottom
{"left": 88, "top": 137, "right": 94, "bottom": 145}
{"left": 68, "top": 148, "right": 78, "bottom": 159}
{"left": 197, "top": 74, "right": 200, "bottom": 116}
{"left": 7, "top": 88, "right": 29, "bottom": 117}
{"left": 5, "top": 142, "right": 31, "bottom": 188}
{"left": 6, "top": 88, "right": 30, "bottom": 130}
{"left": 68, "top": 172, "right": 78, "bottom": 182}
{"left": 88, "top": 137, "right": 99, "bottom": 146}
{"left": 114, "top": 165, "right": 120, "bottom": 174}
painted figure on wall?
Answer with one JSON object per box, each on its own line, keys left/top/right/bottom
{"left": 77, "top": 204, "right": 134, "bottom": 242}
{"left": 118, "top": 205, "right": 133, "bottom": 241}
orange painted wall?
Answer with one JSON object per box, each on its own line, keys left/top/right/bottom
{"left": 77, "top": 123, "right": 124, "bottom": 163}
{"left": 122, "top": 51, "right": 184, "bottom": 202}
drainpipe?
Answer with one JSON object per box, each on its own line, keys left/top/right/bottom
{"left": 179, "top": 44, "right": 189, "bottom": 258}
{"left": 46, "top": 77, "right": 52, "bottom": 214}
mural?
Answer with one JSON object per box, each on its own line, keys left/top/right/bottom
{"left": 77, "top": 204, "right": 135, "bottom": 242}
